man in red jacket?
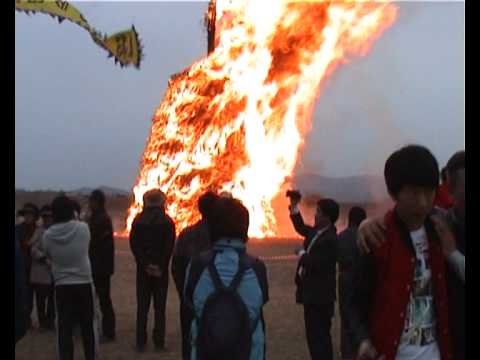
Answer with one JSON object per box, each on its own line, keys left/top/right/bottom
{"left": 344, "top": 145, "right": 451, "bottom": 360}
{"left": 434, "top": 168, "right": 454, "bottom": 210}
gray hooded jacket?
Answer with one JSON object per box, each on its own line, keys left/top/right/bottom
{"left": 43, "top": 220, "right": 93, "bottom": 286}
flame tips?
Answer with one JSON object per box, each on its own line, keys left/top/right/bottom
{"left": 126, "top": 0, "right": 398, "bottom": 237}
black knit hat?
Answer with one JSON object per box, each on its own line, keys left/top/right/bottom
{"left": 90, "top": 189, "right": 106, "bottom": 206}
{"left": 18, "top": 203, "right": 40, "bottom": 219}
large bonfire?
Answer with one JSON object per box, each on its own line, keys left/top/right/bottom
{"left": 126, "top": 0, "right": 398, "bottom": 238}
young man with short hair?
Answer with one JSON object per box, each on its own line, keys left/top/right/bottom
{"left": 344, "top": 145, "right": 451, "bottom": 360}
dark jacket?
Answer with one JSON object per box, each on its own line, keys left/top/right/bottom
{"left": 344, "top": 209, "right": 452, "bottom": 360}
{"left": 445, "top": 209, "right": 465, "bottom": 360}
{"left": 130, "top": 207, "right": 176, "bottom": 273}
{"left": 337, "top": 226, "right": 359, "bottom": 273}
{"left": 171, "top": 219, "right": 211, "bottom": 297}
{"left": 290, "top": 212, "right": 337, "bottom": 306}
{"left": 15, "top": 222, "right": 36, "bottom": 277}
{"left": 15, "top": 233, "right": 26, "bottom": 344}
{"left": 88, "top": 209, "right": 115, "bottom": 277}
{"left": 337, "top": 226, "right": 360, "bottom": 322}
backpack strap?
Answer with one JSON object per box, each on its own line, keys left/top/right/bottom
{"left": 228, "top": 254, "right": 248, "bottom": 291}
{"left": 184, "top": 250, "right": 216, "bottom": 308}
{"left": 243, "top": 254, "right": 269, "bottom": 305}
{"left": 207, "top": 252, "right": 226, "bottom": 291}
{"left": 207, "top": 251, "right": 249, "bottom": 292}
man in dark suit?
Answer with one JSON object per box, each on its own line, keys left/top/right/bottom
{"left": 288, "top": 191, "right": 339, "bottom": 360}
{"left": 87, "top": 189, "right": 116, "bottom": 342}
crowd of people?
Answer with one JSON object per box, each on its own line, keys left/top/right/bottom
{"left": 14, "top": 144, "right": 465, "bottom": 360}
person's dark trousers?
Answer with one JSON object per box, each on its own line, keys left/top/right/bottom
{"left": 136, "top": 266, "right": 169, "bottom": 349}
{"left": 55, "top": 284, "right": 98, "bottom": 360}
{"left": 340, "top": 317, "right": 354, "bottom": 359}
{"left": 180, "top": 302, "right": 193, "bottom": 360}
{"left": 93, "top": 275, "right": 116, "bottom": 339}
{"left": 26, "top": 282, "right": 34, "bottom": 328}
{"left": 25, "top": 257, "right": 34, "bottom": 329}
{"left": 303, "top": 303, "right": 334, "bottom": 360}
{"left": 33, "top": 284, "right": 55, "bottom": 328}
{"left": 338, "top": 273, "right": 354, "bottom": 359}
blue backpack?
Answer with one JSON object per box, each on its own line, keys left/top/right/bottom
{"left": 185, "top": 250, "right": 268, "bottom": 360}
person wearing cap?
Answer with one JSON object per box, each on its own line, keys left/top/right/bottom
{"left": 87, "top": 189, "right": 116, "bottom": 342}
{"left": 129, "top": 189, "right": 176, "bottom": 353}
{"left": 15, "top": 202, "right": 40, "bottom": 330}
{"left": 29, "top": 205, "right": 55, "bottom": 330}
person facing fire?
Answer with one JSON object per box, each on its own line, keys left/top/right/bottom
{"left": 29, "top": 205, "right": 55, "bottom": 331}
{"left": 42, "top": 195, "right": 98, "bottom": 360}
{"left": 129, "top": 189, "right": 176, "bottom": 353}
{"left": 171, "top": 190, "right": 219, "bottom": 360}
{"left": 15, "top": 202, "right": 40, "bottom": 330}
{"left": 287, "top": 190, "right": 339, "bottom": 360}
{"left": 337, "top": 206, "right": 367, "bottom": 360}
{"left": 344, "top": 145, "right": 452, "bottom": 360}
{"left": 87, "top": 189, "right": 116, "bottom": 342}
{"left": 15, "top": 229, "right": 27, "bottom": 345}
{"left": 183, "top": 196, "right": 269, "bottom": 360}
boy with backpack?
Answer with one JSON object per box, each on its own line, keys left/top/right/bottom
{"left": 183, "top": 197, "right": 269, "bottom": 360}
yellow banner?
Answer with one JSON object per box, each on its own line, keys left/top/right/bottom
{"left": 15, "top": 0, "right": 143, "bottom": 69}
{"left": 102, "top": 27, "right": 142, "bottom": 68}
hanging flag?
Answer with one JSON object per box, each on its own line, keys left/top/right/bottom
{"left": 15, "top": 0, "right": 143, "bottom": 69}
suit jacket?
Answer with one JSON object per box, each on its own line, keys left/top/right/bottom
{"left": 88, "top": 209, "right": 115, "bottom": 277}
{"left": 291, "top": 212, "right": 337, "bottom": 306}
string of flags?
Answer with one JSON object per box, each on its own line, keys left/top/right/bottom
{"left": 15, "top": 0, "right": 144, "bottom": 69}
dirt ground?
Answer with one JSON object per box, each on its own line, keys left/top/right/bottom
{"left": 15, "top": 238, "right": 344, "bottom": 360}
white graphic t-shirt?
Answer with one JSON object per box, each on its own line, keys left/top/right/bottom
{"left": 396, "top": 226, "right": 441, "bottom": 360}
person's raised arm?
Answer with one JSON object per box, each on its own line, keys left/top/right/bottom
{"left": 288, "top": 191, "right": 313, "bottom": 237}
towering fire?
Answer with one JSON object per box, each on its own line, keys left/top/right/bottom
{"left": 126, "top": 0, "right": 398, "bottom": 238}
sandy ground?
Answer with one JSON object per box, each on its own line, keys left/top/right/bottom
{"left": 15, "top": 238, "right": 343, "bottom": 360}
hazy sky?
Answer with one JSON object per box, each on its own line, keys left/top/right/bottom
{"left": 15, "top": 1, "right": 464, "bottom": 191}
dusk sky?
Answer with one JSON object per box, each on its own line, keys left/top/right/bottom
{"left": 15, "top": 1, "right": 464, "bottom": 191}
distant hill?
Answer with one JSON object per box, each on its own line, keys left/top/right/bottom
{"left": 15, "top": 188, "right": 132, "bottom": 232}
{"left": 292, "top": 173, "right": 388, "bottom": 204}
{"left": 68, "top": 186, "right": 130, "bottom": 197}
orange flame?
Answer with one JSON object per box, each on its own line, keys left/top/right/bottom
{"left": 126, "top": 0, "right": 398, "bottom": 238}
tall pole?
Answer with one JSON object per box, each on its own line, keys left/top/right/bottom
{"left": 207, "top": 0, "right": 216, "bottom": 54}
